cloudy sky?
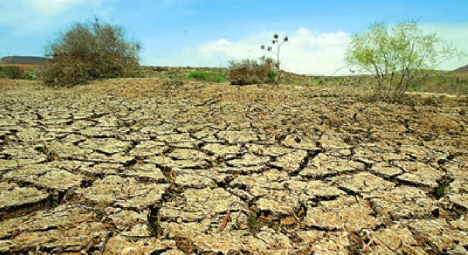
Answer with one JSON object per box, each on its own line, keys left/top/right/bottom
{"left": 0, "top": 0, "right": 467, "bottom": 75}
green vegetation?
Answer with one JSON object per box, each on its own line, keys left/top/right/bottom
{"left": 40, "top": 18, "right": 141, "bottom": 87}
{"left": 345, "top": 21, "right": 460, "bottom": 102}
{"left": 0, "top": 65, "right": 25, "bottom": 79}
{"left": 228, "top": 57, "right": 277, "bottom": 85}
{"left": 186, "top": 70, "right": 227, "bottom": 83}
{"left": 247, "top": 213, "right": 259, "bottom": 233}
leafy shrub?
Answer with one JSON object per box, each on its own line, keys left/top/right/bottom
{"left": 346, "top": 21, "right": 460, "bottom": 102}
{"left": 0, "top": 65, "right": 25, "bottom": 79}
{"left": 228, "top": 57, "right": 277, "bottom": 85}
{"left": 187, "top": 70, "right": 226, "bottom": 83}
{"left": 40, "top": 18, "right": 141, "bottom": 87}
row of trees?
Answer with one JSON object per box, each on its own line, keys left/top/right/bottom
{"left": 39, "top": 19, "right": 460, "bottom": 102}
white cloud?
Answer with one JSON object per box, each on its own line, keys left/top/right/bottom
{"left": 150, "top": 28, "right": 352, "bottom": 75}
{"left": 420, "top": 23, "right": 468, "bottom": 70}
{"left": 148, "top": 23, "right": 468, "bottom": 75}
{"left": 31, "top": 0, "right": 88, "bottom": 16}
{"left": 0, "top": 0, "right": 103, "bottom": 35}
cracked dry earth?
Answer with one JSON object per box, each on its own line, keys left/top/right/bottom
{"left": 0, "top": 78, "right": 467, "bottom": 255}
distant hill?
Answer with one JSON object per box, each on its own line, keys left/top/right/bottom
{"left": 452, "top": 64, "right": 468, "bottom": 73}
{"left": 1, "top": 56, "right": 48, "bottom": 65}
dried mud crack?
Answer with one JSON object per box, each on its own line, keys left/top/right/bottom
{"left": 0, "top": 78, "right": 467, "bottom": 254}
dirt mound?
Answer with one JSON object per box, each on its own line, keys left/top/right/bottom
{"left": 452, "top": 64, "right": 468, "bottom": 73}
{"left": 0, "top": 79, "right": 466, "bottom": 254}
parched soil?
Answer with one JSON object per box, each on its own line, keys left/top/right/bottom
{"left": 0, "top": 78, "right": 467, "bottom": 254}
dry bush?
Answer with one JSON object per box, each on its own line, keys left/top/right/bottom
{"left": 228, "top": 57, "right": 277, "bottom": 85}
{"left": 40, "top": 19, "right": 141, "bottom": 87}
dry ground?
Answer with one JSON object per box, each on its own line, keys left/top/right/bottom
{"left": 0, "top": 78, "right": 467, "bottom": 254}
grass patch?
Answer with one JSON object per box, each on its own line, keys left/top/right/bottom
{"left": 411, "top": 72, "right": 468, "bottom": 95}
{"left": 186, "top": 70, "right": 226, "bottom": 83}
{"left": 247, "top": 212, "right": 259, "bottom": 233}
{"left": 0, "top": 65, "right": 26, "bottom": 79}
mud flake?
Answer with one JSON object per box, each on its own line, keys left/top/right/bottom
{"left": 226, "top": 153, "right": 269, "bottom": 167}
{"left": 0, "top": 159, "right": 18, "bottom": 173}
{"left": 409, "top": 219, "right": 468, "bottom": 253}
{"left": 284, "top": 180, "right": 345, "bottom": 201}
{"left": 174, "top": 173, "right": 217, "bottom": 189}
{"left": 319, "top": 133, "right": 352, "bottom": 150}
{"left": 122, "top": 163, "right": 166, "bottom": 182}
{"left": 369, "top": 225, "right": 426, "bottom": 254}
{"left": 395, "top": 161, "right": 445, "bottom": 188}
{"left": 191, "top": 231, "right": 272, "bottom": 254}
{"left": 270, "top": 149, "right": 307, "bottom": 173}
{"left": 168, "top": 148, "right": 208, "bottom": 161}
{"left": 295, "top": 230, "right": 350, "bottom": 255}
{"left": 305, "top": 196, "right": 380, "bottom": 231}
{"left": 158, "top": 187, "right": 244, "bottom": 230}
{"left": 217, "top": 130, "right": 258, "bottom": 144}
{"left": 129, "top": 140, "right": 167, "bottom": 157}
{"left": 368, "top": 186, "right": 437, "bottom": 220}
{"left": 80, "top": 138, "right": 131, "bottom": 155}
{"left": 76, "top": 175, "right": 169, "bottom": 209}
{"left": 0, "top": 182, "right": 49, "bottom": 218}
{"left": 447, "top": 193, "right": 468, "bottom": 210}
{"left": 104, "top": 236, "right": 178, "bottom": 255}
{"left": 246, "top": 144, "right": 291, "bottom": 157}
{"left": 370, "top": 162, "right": 403, "bottom": 178}
{"left": 282, "top": 134, "right": 320, "bottom": 151}
{"left": 34, "top": 169, "right": 83, "bottom": 191}
{"left": 300, "top": 154, "right": 365, "bottom": 179}
{"left": 256, "top": 191, "right": 301, "bottom": 216}
{"left": 202, "top": 143, "right": 241, "bottom": 158}
{"left": 0, "top": 205, "right": 105, "bottom": 251}
{"left": 333, "top": 172, "right": 395, "bottom": 197}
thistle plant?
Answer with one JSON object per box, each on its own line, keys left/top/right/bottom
{"left": 261, "top": 33, "right": 288, "bottom": 83}
{"left": 261, "top": 33, "right": 288, "bottom": 69}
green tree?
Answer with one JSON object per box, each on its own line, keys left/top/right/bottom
{"left": 345, "top": 21, "right": 460, "bottom": 102}
{"left": 41, "top": 18, "right": 141, "bottom": 87}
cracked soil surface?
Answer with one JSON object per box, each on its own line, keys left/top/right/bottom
{"left": 0, "top": 78, "right": 467, "bottom": 254}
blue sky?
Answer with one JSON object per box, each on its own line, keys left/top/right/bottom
{"left": 1, "top": 0, "right": 467, "bottom": 74}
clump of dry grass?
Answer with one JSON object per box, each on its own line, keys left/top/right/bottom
{"left": 228, "top": 57, "right": 277, "bottom": 85}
